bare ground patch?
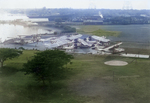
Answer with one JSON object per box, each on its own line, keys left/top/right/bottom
{"left": 69, "top": 78, "right": 113, "bottom": 97}
{"left": 68, "top": 77, "right": 134, "bottom": 103}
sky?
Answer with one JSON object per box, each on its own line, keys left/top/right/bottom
{"left": 0, "top": 0, "right": 150, "bottom": 10}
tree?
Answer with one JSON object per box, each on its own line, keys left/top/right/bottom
{"left": 55, "top": 18, "right": 62, "bottom": 25}
{"left": 0, "top": 48, "right": 22, "bottom": 68}
{"left": 23, "top": 49, "right": 73, "bottom": 85}
{"left": 55, "top": 18, "right": 62, "bottom": 23}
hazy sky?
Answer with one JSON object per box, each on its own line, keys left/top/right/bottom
{"left": 0, "top": 0, "right": 150, "bottom": 10}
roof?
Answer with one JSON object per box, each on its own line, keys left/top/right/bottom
{"left": 78, "top": 39, "right": 89, "bottom": 46}
{"left": 91, "top": 36, "right": 110, "bottom": 42}
{"left": 68, "top": 34, "right": 82, "bottom": 40}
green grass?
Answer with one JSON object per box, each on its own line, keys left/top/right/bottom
{"left": 69, "top": 54, "right": 150, "bottom": 103}
{"left": 4, "top": 50, "right": 37, "bottom": 69}
{"left": 0, "top": 50, "right": 89, "bottom": 103}
{"left": 76, "top": 25, "right": 121, "bottom": 37}
{"left": 92, "top": 29, "right": 120, "bottom": 37}
{"left": 0, "top": 51, "right": 150, "bottom": 103}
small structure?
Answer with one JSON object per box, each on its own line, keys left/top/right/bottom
{"left": 0, "top": 38, "right": 2, "bottom": 44}
{"left": 121, "top": 53, "right": 149, "bottom": 59}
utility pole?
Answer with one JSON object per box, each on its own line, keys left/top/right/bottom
{"left": 89, "top": 0, "right": 96, "bottom": 9}
{"left": 122, "top": 1, "right": 133, "bottom": 10}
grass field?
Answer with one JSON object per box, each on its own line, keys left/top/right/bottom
{"left": 0, "top": 50, "right": 150, "bottom": 103}
{"left": 75, "top": 25, "right": 120, "bottom": 37}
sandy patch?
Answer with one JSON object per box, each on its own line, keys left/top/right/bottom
{"left": 104, "top": 60, "right": 128, "bottom": 66}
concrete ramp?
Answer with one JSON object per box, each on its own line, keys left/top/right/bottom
{"left": 121, "top": 53, "right": 149, "bottom": 59}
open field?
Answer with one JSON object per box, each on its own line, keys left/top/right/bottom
{"left": 0, "top": 50, "right": 150, "bottom": 103}
{"left": 74, "top": 25, "right": 120, "bottom": 37}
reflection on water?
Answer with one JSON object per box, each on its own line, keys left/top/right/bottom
{"left": 0, "top": 13, "right": 28, "bottom": 21}
{"left": 100, "top": 24, "right": 150, "bottom": 43}
{"left": 0, "top": 13, "right": 50, "bottom": 42}
{"left": 100, "top": 25, "right": 150, "bottom": 49}
{"left": 0, "top": 24, "right": 49, "bottom": 42}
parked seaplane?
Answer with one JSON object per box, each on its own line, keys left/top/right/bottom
{"left": 5, "top": 34, "right": 42, "bottom": 45}
{"left": 85, "top": 37, "right": 97, "bottom": 44}
{"left": 45, "top": 34, "right": 82, "bottom": 49}
{"left": 96, "top": 42, "right": 124, "bottom": 54}
{"left": 62, "top": 43, "right": 76, "bottom": 50}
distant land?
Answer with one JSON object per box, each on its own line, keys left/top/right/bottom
{"left": 6, "top": 8, "right": 150, "bottom": 25}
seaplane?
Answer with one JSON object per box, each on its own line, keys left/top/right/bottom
{"left": 68, "top": 34, "right": 82, "bottom": 40}
{"left": 85, "top": 37, "right": 97, "bottom": 44}
{"left": 4, "top": 34, "right": 41, "bottom": 45}
{"left": 62, "top": 43, "right": 76, "bottom": 50}
{"left": 3, "top": 37, "right": 23, "bottom": 45}
{"left": 77, "top": 38, "right": 92, "bottom": 48}
{"left": 91, "top": 35, "right": 110, "bottom": 46}
{"left": 96, "top": 42, "right": 124, "bottom": 54}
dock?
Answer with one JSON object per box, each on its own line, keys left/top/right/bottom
{"left": 120, "top": 53, "right": 149, "bottom": 59}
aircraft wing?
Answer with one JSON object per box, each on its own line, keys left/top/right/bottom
{"left": 68, "top": 34, "right": 82, "bottom": 40}
{"left": 97, "top": 42, "right": 122, "bottom": 51}
{"left": 91, "top": 36, "right": 110, "bottom": 42}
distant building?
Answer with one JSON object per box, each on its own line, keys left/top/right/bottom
{"left": 83, "top": 15, "right": 103, "bottom": 25}
{"left": 83, "top": 20, "right": 103, "bottom": 25}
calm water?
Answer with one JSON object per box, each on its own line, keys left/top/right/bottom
{"left": 100, "top": 24, "right": 150, "bottom": 42}
{"left": 0, "top": 24, "right": 49, "bottom": 42}
{"left": 0, "top": 13, "right": 50, "bottom": 42}
{"left": 100, "top": 24, "right": 150, "bottom": 49}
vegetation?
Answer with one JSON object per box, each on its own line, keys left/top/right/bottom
{"left": 0, "top": 48, "right": 22, "bottom": 68}
{"left": 0, "top": 50, "right": 150, "bottom": 103}
{"left": 92, "top": 29, "right": 120, "bottom": 37}
{"left": 104, "top": 16, "right": 150, "bottom": 25}
{"left": 76, "top": 25, "right": 120, "bottom": 37}
{"left": 54, "top": 18, "right": 62, "bottom": 23}
{"left": 18, "top": 47, "right": 25, "bottom": 50}
{"left": 23, "top": 49, "right": 73, "bottom": 85}
{"left": 61, "top": 25, "right": 76, "bottom": 33}
{"left": 43, "top": 24, "right": 76, "bottom": 33}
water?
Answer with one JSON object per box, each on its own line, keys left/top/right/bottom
{"left": 0, "top": 24, "right": 49, "bottom": 42}
{"left": 100, "top": 24, "right": 150, "bottom": 49}
{"left": 0, "top": 14, "right": 50, "bottom": 42}
{"left": 0, "top": 13, "right": 28, "bottom": 21}
{"left": 0, "top": 13, "right": 61, "bottom": 50}
{"left": 100, "top": 24, "right": 150, "bottom": 42}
